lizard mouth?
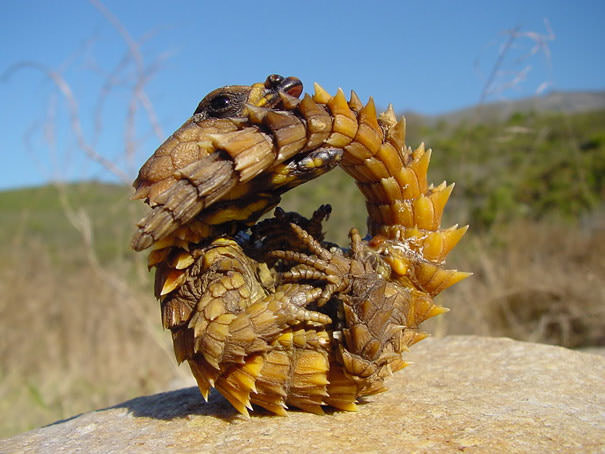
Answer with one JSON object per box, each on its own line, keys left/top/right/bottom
{"left": 254, "top": 74, "right": 303, "bottom": 108}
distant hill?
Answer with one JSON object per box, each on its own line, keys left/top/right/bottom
{"left": 406, "top": 90, "right": 605, "bottom": 126}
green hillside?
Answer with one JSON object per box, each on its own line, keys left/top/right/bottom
{"left": 0, "top": 182, "right": 144, "bottom": 267}
{"left": 417, "top": 109, "right": 605, "bottom": 228}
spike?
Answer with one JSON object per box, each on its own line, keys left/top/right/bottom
{"left": 443, "top": 270, "right": 473, "bottom": 289}
{"left": 326, "top": 88, "right": 358, "bottom": 147}
{"left": 388, "top": 116, "right": 406, "bottom": 151}
{"left": 272, "top": 405, "right": 290, "bottom": 417}
{"left": 413, "top": 142, "right": 426, "bottom": 159}
{"left": 199, "top": 347, "right": 222, "bottom": 371}
{"left": 291, "top": 402, "right": 325, "bottom": 415}
{"left": 151, "top": 235, "right": 188, "bottom": 251}
{"left": 353, "top": 97, "right": 383, "bottom": 153}
{"left": 381, "top": 176, "right": 403, "bottom": 202}
{"left": 188, "top": 360, "right": 217, "bottom": 401}
{"left": 147, "top": 247, "right": 171, "bottom": 268}
{"left": 295, "top": 351, "right": 330, "bottom": 374}
{"left": 360, "top": 381, "right": 388, "bottom": 396}
{"left": 391, "top": 199, "right": 414, "bottom": 227}
{"left": 389, "top": 360, "right": 409, "bottom": 372}
{"left": 132, "top": 184, "right": 150, "bottom": 200}
{"left": 326, "top": 383, "right": 356, "bottom": 394}
{"left": 442, "top": 224, "right": 469, "bottom": 254}
{"left": 232, "top": 369, "right": 259, "bottom": 395}
{"left": 215, "top": 355, "right": 264, "bottom": 416}
{"left": 198, "top": 384, "right": 211, "bottom": 402}
{"left": 297, "top": 94, "right": 333, "bottom": 148}
{"left": 413, "top": 194, "right": 435, "bottom": 230}
{"left": 375, "top": 143, "right": 403, "bottom": 178}
{"left": 172, "top": 251, "right": 195, "bottom": 270}
{"left": 329, "top": 88, "right": 349, "bottom": 113}
{"left": 263, "top": 111, "right": 307, "bottom": 162}
{"left": 421, "top": 225, "right": 468, "bottom": 262}
{"left": 344, "top": 141, "right": 373, "bottom": 161}
{"left": 407, "top": 294, "right": 429, "bottom": 326}
{"left": 278, "top": 91, "right": 301, "bottom": 110}
{"left": 207, "top": 128, "right": 267, "bottom": 159}
{"left": 349, "top": 90, "right": 363, "bottom": 111}
{"left": 395, "top": 167, "right": 420, "bottom": 199}
{"left": 364, "top": 157, "right": 390, "bottom": 181}
{"left": 378, "top": 104, "right": 397, "bottom": 129}
{"left": 234, "top": 151, "right": 276, "bottom": 185}
{"left": 361, "top": 97, "right": 378, "bottom": 125}
{"left": 216, "top": 385, "right": 250, "bottom": 418}
{"left": 427, "top": 305, "right": 449, "bottom": 319}
{"left": 195, "top": 379, "right": 211, "bottom": 402}
{"left": 433, "top": 181, "right": 447, "bottom": 191}
{"left": 304, "top": 373, "right": 330, "bottom": 386}
{"left": 349, "top": 324, "right": 373, "bottom": 353}
{"left": 327, "top": 400, "right": 359, "bottom": 412}
{"left": 416, "top": 262, "right": 472, "bottom": 295}
{"left": 411, "top": 331, "right": 429, "bottom": 345}
{"left": 415, "top": 262, "right": 439, "bottom": 287}
{"left": 313, "top": 82, "right": 331, "bottom": 103}
{"left": 160, "top": 269, "right": 186, "bottom": 295}
{"left": 428, "top": 183, "right": 455, "bottom": 227}
{"left": 341, "top": 350, "right": 377, "bottom": 378}
{"left": 292, "top": 329, "right": 307, "bottom": 348}
{"left": 277, "top": 330, "right": 294, "bottom": 347}
{"left": 204, "top": 313, "right": 236, "bottom": 340}
{"left": 385, "top": 255, "right": 409, "bottom": 276}
{"left": 251, "top": 398, "right": 288, "bottom": 416}
{"left": 242, "top": 353, "right": 265, "bottom": 376}
{"left": 410, "top": 147, "right": 431, "bottom": 194}
{"left": 245, "top": 103, "right": 270, "bottom": 124}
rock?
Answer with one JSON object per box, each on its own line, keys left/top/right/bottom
{"left": 2, "top": 336, "right": 604, "bottom": 453}
{"left": 580, "top": 347, "right": 605, "bottom": 358}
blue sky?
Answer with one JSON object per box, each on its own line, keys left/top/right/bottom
{"left": 1, "top": 0, "right": 604, "bottom": 190}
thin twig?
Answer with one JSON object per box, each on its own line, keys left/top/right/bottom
{"left": 476, "top": 20, "right": 555, "bottom": 104}
{"left": 2, "top": 62, "right": 131, "bottom": 183}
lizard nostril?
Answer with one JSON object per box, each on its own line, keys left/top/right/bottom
{"left": 265, "top": 74, "right": 285, "bottom": 88}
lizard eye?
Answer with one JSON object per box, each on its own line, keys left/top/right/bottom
{"left": 209, "top": 94, "right": 231, "bottom": 112}
{"left": 194, "top": 92, "right": 238, "bottom": 117}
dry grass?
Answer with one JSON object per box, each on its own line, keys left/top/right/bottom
{"left": 0, "top": 237, "right": 186, "bottom": 437}
{"left": 434, "top": 213, "right": 605, "bottom": 347}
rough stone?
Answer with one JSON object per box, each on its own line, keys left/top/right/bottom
{"left": 2, "top": 336, "right": 604, "bottom": 453}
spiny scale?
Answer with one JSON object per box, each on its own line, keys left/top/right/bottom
{"left": 132, "top": 74, "right": 470, "bottom": 416}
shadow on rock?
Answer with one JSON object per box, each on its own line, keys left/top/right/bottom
{"left": 112, "top": 387, "right": 239, "bottom": 421}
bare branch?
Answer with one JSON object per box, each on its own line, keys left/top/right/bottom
{"left": 2, "top": 62, "right": 131, "bottom": 182}
{"left": 89, "top": 0, "right": 143, "bottom": 71}
{"left": 479, "top": 26, "right": 519, "bottom": 104}
{"left": 477, "top": 20, "right": 555, "bottom": 104}
{"left": 90, "top": 0, "right": 165, "bottom": 148}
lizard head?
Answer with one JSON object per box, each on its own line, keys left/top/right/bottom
{"left": 132, "top": 75, "right": 303, "bottom": 203}
{"left": 192, "top": 74, "right": 302, "bottom": 120}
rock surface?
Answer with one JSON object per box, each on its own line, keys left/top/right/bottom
{"left": 2, "top": 336, "right": 604, "bottom": 454}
